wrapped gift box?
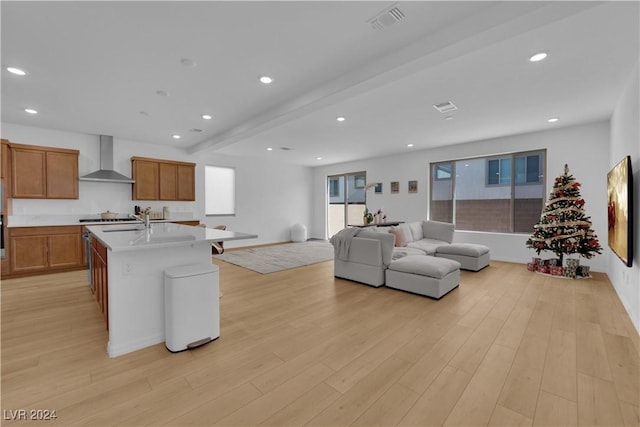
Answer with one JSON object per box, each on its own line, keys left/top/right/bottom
{"left": 564, "top": 267, "right": 577, "bottom": 278}
{"left": 550, "top": 266, "right": 564, "bottom": 276}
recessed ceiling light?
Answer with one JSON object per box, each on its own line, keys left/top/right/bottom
{"left": 7, "top": 67, "right": 26, "bottom": 76}
{"left": 529, "top": 52, "right": 547, "bottom": 62}
{"left": 156, "top": 90, "right": 169, "bottom": 97}
{"left": 24, "top": 108, "right": 38, "bottom": 114}
{"left": 548, "top": 117, "right": 559, "bottom": 123}
{"left": 259, "top": 76, "right": 273, "bottom": 84}
{"left": 407, "top": 144, "right": 414, "bottom": 148}
{"left": 316, "top": 157, "right": 323, "bottom": 160}
{"left": 266, "top": 147, "right": 273, "bottom": 151}
{"left": 336, "top": 116, "right": 346, "bottom": 122}
{"left": 201, "top": 114, "right": 212, "bottom": 120}
{"left": 172, "top": 134, "right": 181, "bottom": 139}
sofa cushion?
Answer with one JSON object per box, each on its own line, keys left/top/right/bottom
{"left": 392, "top": 247, "right": 426, "bottom": 260}
{"left": 388, "top": 255, "right": 460, "bottom": 279}
{"left": 406, "top": 238, "right": 448, "bottom": 255}
{"left": 368, "top": 226, "right": 390, "bottom": 233}
{"left": 436, "top": 243, "right": 490, "bottom": 257}
{"left": 358, "top": 230, "right": 395, "bottom": 266}
{"left": 422, "top": 220, "right": 455, "bottom": 244}
{"left": 348, "top": 238, "right": 383, "bottom": 266}
{"left": 408, "top": 221, "right": 424, "bottom": 242}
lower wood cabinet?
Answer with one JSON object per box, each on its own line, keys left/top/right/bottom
{"left": 173, "top": 220, "right": 200, "bottom": 226}
{"left": 90, "top": 236, "right": 109, "bottom": 330}
{"left": 7, "top": 226, "right": 85, "bottom": 276}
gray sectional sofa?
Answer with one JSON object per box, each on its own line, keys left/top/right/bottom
{"left": 330, "top": 220, "right": 490, "bottom": 295}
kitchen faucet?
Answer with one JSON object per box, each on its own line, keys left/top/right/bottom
{"left": 129, "top": 210, "right": 151, "bottom": 228}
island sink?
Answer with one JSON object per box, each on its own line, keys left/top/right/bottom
{"left": 85, "top": 222, "right": 257, "bottom": 357}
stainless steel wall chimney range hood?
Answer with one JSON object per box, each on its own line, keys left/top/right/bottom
{"left": 79, "top": 135, "right": 135, "bottom": 183}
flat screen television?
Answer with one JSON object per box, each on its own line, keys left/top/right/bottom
{"left": 607, "top": 156, "right": 633, "bottom": 267}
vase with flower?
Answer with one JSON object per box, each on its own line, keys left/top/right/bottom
{"left": 363, "top": 207, "right": 374, "bottom": 225}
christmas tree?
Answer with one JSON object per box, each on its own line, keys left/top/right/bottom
{"left": 526, "top": 164, "right": 602, "bottom": 265}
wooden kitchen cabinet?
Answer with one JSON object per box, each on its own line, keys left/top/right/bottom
{"left": 131, "top": 156, "right": 195, "bottom": 201}
{"left": 159, "top": 162, "right": 177, "bottom": 200}
{"left": 177, "top": 164, "right": 195, "bottom": 200}
{"left": 1, "top": 140, "right": 11, "bottom": 275}
{"left": 173, "top": 221, "right": 200, "bottom": 226}
{"left": 46, "top": 151, "right": 79, "bottom": 198}
{"left": 1, "top": 139, "right": 10, "bottom": 181}
{"left": 11, "top": 143, "right": 79, "bottom": 199}
{"left": 90, "top": 235, "right": 108, "bottom": 329}
{"left": 7, "top": 226, "right": 85, "bottom": 276}
{"left": 132, "top": 158, "right": 159, "bottom": 200}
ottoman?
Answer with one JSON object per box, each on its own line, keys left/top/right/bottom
{"left": 385, "top": 255, "right": 460, "bottom": 299}
{"left": 436, "top": 243, "right": 490, "bottom": 271}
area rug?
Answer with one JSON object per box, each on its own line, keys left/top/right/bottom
{"left": 215, "top": 241, "right": 334, "bottom": 274}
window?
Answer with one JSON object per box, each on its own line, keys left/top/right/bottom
{"left": 434, "top": 164, "right": 452, "bottom": 180}
{"left": 327, "top": 172, "right": 366, "bottom": 237}
{"left": 205, "top": 165, "right": 235, "bottom": 215}
{"left": 430, "top": 150, "right": 545, "bottom": 233}
{"left": 487, "top": 157, "right": 511, "bottom": 185}
{"left": 515, "top": 154, "right": 542, "bottom": 184}
{"left": 329, "top": 177, "right": 340, "bottom": 197}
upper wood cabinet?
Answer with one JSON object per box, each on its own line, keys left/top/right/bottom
{"left": 177, "top": 164, "right": 195, "bottom": 201}
{"left": 1, "top": 139, "right": 10, "bottom": 181}
{"left": 132, "top": 158, "right": 159, "bottom": 200}
{"left": 159, "top": 162, "right": 177, "bottom": 200}
{"left": 10, "top": 143, "right": 79, "bottom": 199}
{"left": 131, "top": 157, "right": 195, "bottom": 201}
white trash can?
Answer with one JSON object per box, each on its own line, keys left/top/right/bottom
{"left": 290, "top": 223, "right": 307, "bottom": 242}
{"left": 164, "top": 263, "right": 219, "bottom": 352}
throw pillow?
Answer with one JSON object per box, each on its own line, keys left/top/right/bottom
{"left": 408, "top": 221, "right": 423, "bottom": 241}
{"left": 389, "top": 227, "right": 408, "bottom": 247}
{"left": 397, "top": 223, "right": 414, "bottom": 243}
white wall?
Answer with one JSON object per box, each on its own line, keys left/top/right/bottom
{"left": 312, "top": 121, "right": 610, "bottom": 272}
{"left": 1, "top": 122, "right": 313, "bottom": 248}
{"left": 609, "top": 62, "right": 640, "bottom": 333}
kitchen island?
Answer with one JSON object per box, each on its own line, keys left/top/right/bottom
{"left": 86, "top": 222, "right": 256, "bottom": 357}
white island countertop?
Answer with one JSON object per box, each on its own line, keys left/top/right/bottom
{"left": 86, "top": 223, "right": 257, "bottom": 252}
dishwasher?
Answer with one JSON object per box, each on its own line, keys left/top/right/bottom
{"left": 82, "top": 230, "right": 92, "bottom": 287}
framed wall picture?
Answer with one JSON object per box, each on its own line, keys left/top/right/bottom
{"left": 374, "top": 183, "right": 382, "bottom": 194}
{"left": 408, "top": 180, "right": 417, "bottom": 193}
{"left": 390, "top": 181, "right": 399, "bottom": 193}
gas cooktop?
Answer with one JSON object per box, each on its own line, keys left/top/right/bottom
{"left": 79, "top": 218, "right": 137, "bottom": 223}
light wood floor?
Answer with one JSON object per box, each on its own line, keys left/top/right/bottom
{"left": 1, "top": 259, "right": 639, "bottom": 426}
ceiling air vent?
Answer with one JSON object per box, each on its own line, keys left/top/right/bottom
{"left": 433, "top": 101, "right": 458, "bottom": 113}
{"left": 367, "top": 4, "right": 405, "bottom": 31}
